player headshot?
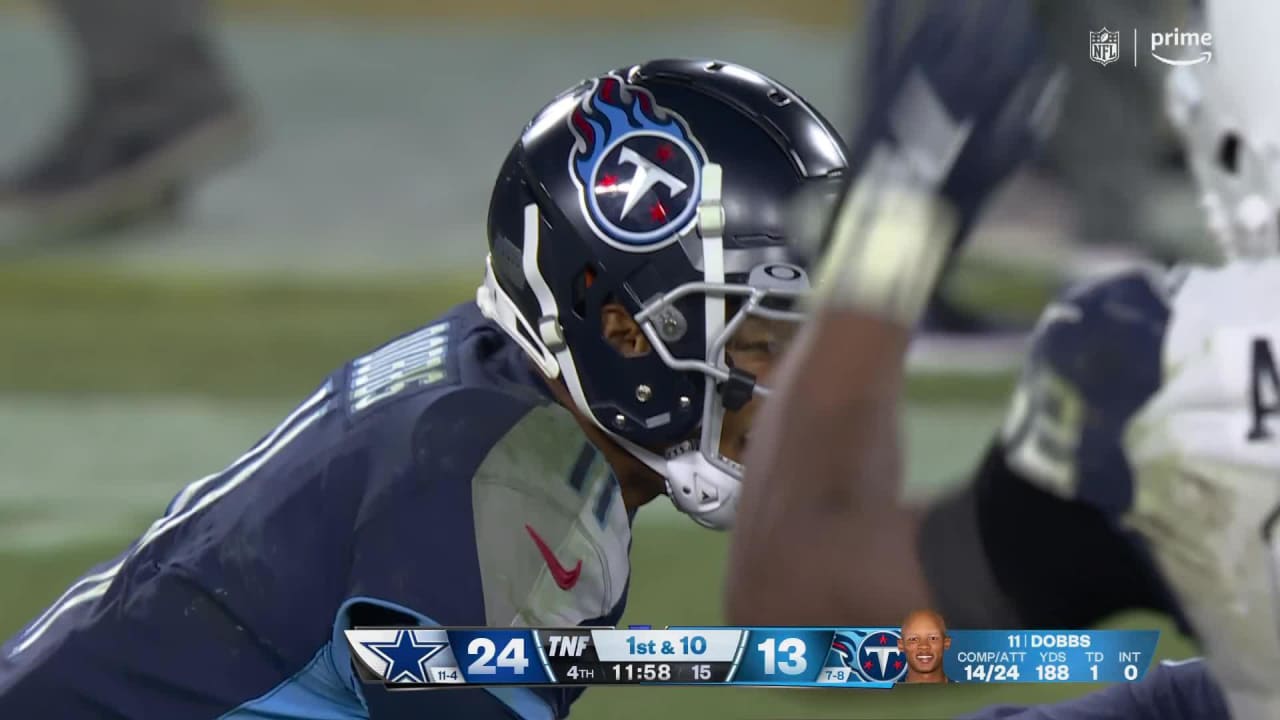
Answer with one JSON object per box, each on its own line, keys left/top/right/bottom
{"left": 898, "top": 610, "right": 951, "bottom": 683}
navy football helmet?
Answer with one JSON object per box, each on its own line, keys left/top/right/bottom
{"left": 477, "top": 59, "right": 847, "bottom": 529}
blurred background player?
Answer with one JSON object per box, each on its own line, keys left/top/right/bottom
{"left": 732, "top": 0, "right": 1276, "bottom": 716}
{"left": 1115, "top": 0, "right": 1280, "bottom": 714}
{"left": 0, "top": 0, "right": 254, "bottom": 240}
{"left": 932, "top": 4, "right": 1280, "bottom": 715}
{"left": 0, "top": 59, "right": 839, "bottom": 719}
{"left": 898, "top": 609, "right": 951, "bottom": 684}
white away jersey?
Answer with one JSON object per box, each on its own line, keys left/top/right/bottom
{"left": 1000, "top": 259, "right": 1280, "bottom": 720}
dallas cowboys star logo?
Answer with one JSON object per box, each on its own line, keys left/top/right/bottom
{"left": 361, "top": 630, "right": 449, "bottom": 684}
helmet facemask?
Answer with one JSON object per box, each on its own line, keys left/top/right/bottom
{"left": 635, "top": 266, "right": 808, "bottom": 528}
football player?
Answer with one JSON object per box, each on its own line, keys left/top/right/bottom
{"left": 0, "top": 59, "right": 846, "bottom": 719}
{"left": 729, "top": 0, "right": 1269, "bottom": 717}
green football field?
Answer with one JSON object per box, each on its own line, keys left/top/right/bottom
{"left": 0, "top": 261, "right": 1195, "bottom": 719}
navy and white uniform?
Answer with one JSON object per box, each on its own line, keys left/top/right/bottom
{"left": 921, "top": 269, "right": 1185, "bottom": 632}
{"left": 920, "top": 266, "right": 1253, "bottom": 718}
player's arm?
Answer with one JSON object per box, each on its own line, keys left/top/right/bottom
{"left": 726, "top": 0, "right": 1063, "bottom": 626}
{"left": 726, "top": 166, "right": 943, "bottom": 626}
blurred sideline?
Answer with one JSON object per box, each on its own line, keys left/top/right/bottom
{"left": 0, "top": 14, "right": 847, "bottom": 274}
{"left": 0, "top": 6, "right": 1082, "bottom": 279}
{"left": 1, "top": 0, "right": 855, "bottom": 25}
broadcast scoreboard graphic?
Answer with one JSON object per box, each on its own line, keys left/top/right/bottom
{"left": 345, "top": 626, "right": 1159, "bottom": 689}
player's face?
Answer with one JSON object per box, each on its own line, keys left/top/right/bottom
{"left": 900, "top": 618, "right": 949, "bottom": 674}
{"left": 718, "top": 314, "right": 797, "bottom": 463}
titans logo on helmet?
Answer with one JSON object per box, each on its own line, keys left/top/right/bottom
{"left": 857, "top": 630, "right": 908, "bottom": 683}
{"left": 568, "top": 75, "right": 709, "bottom": 252}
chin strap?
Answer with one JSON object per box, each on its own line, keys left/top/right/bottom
{"left": 661, "top": 162, "right": 741, "bottom": 530}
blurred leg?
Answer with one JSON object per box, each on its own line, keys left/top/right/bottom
{"left": 54, "top": 0, "right": 230, "bottom": 93}
{"left": 0, "top": 0, "right": 254, "bottom": 235}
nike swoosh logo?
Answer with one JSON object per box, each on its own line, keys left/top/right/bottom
{"left": 525, "top": 524, "right": 583, "bottom": 591}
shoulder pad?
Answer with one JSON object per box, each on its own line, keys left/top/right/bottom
{"left": 1034, "top": 268, "right": 1173, "bottom": 375}
{"left": 1000, "top": 269, "right": 1172, "bottom": 514}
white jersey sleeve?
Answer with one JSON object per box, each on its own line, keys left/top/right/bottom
{"left": 1123, "top": 258, "right": 1280, "bottom": 720}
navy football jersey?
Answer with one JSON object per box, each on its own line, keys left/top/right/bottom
{"left": 960, "top": 658, "right": 1229, "bottom": 720}
{"left": 0, "top": 302, "right": 632, "bottom": 719}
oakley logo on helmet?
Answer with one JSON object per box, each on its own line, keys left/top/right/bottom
{"left": 568, "top": 76, "right": 708, "bottom": 251}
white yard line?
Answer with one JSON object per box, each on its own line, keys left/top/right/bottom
{"left": 0, "top": 19, "right": 1075, "bottom": 278}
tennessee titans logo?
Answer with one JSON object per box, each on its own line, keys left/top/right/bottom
{"left": 857, "top": 630, "right": 908, "bottom": 682}
{"left": 568, "top": 75, "right": 708, "bottom": 251}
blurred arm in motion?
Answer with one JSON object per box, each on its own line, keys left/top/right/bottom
{"left": 726, "top": 169, "right": 944, "bottom": 626}
{"left": 726, "top": 0, "right": 1064, "bottom": 627}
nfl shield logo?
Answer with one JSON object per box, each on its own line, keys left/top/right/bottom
{"left": 1089, "top": 27, "right": 1120, "bottom": 66}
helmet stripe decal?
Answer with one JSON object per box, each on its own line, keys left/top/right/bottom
{"left": 522, "top": 202, "right": 559, "bottom": 352}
